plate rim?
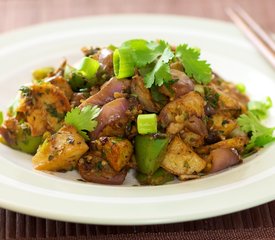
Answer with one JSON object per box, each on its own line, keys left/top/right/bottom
{"left": 0, "top": 14, "right": 275, "bottom": 225}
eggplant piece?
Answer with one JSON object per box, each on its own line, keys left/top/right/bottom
{"left": 79, "top": 77, "right": 130, "bottom": 108}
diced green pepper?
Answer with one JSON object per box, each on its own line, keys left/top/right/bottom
{"left": 236, "top": 83, "right": 246, "bottom": 94}
{"left": 136, "top": 168, "right": 174, "bottom": 185}
{"left": 32, "top": 67, "right": 54, "bottom": 83}
{"left": 135, "top": 134, "right": 169, "bottom": 175}
{"left": 13, "top": 123, "right": 42, "bottom": 154}
{"left": 64, "top": 57, "right": 100, "bottom": 91}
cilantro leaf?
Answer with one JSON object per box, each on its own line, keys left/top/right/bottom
{"left": 121, "top": 39, "right": 167, "bottom": 68}
{"left": 176, "top": 44, "right": 212, "bottom": 84}
{"left": 0, "top": 111, "right": 3, "bottom": 126}
{"left": 64, "top": 105, "right": 101, "bottom": 140}
{"left": 144, "top": 47, "right": 174, "bottom": 88}
{"left": 248, "top": 97, "right": 272, "bottom": 120}
{"left": 237, "top": 111, "right": 275, "bottom": 151}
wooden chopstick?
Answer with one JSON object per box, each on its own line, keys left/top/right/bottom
{"left": 226, "top": 6, "right": 275, "bottom": 69}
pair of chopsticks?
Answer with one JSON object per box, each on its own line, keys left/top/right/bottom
{"left": 226, "top": 5, "right": 275, "bottom": 69}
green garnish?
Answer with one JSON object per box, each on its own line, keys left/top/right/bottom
{"left": 113, "top": 40, "right": 212, "bottom": 88}
{"left": 64, "top": 105, "right": 101, "bottom": 140}
{"left": 121, "top": 39, "right": 167, "bottom": 68}
{"left": 32, "top": 67, "right": 54, "bottom": 83}
{"left": 248, "top": 97, "right": 272, "bottom": 120}
{"left": 0, "top": 111, "right": 3, "bottom": 126}
{"left": 65, "top": 57, "right": 100, "bottom": 91}
{"left": 78, "top": 57, "right": 100, "bottom": 80}
{"left": 113, "top": 48, "right": 135, "bottom": 78}
{"left": 176, "top": 44, "right": 212, "bottom": 84}
{"left": 19, "top": 86, "right": 31, "bottom": 97}
{"left": 237, "top": 111, "right": 275, "bottom": 151}
{"left": 144, "top": 47, "right": 174, "bottom": 88}
{"left": 137, "top": 114, "right": 158, "bottom": 134}
{"left": 204, "top": 87, "right": 220, "bottom": 109}
{"left": 113, "top": 39, "right": 168, "bottom": 80}
{"left": 236, "top": 83, "right": 246, "bottom": 94}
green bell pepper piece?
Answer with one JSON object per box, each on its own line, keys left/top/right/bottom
{"left": 32, "top": 67, "right": 54, "bottom": 83}
{"left": 135, "top": 134, "right": 169, "bottom": 175}
{"left": 136, "top": 168, "right": 174, "bottom": 185}
{"left": 16, "top": 123, "right": 42, "bottom": 154}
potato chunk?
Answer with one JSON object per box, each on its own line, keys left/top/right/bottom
{"left": 32, "top": 125, "right": 88, "bottom": 171}
{"left": 210, "top": 114, "right": 237, "bottom": 138}
{"left": 161, "top": 136, "right": 206, "bottom": 176}
{"left": 16, "top": 83, "right": 71, "bottom": 136}
{"left": 159, "top": 91, "right": 205, "bottom": 129}
{"left": 48, "top": 76, "right": 73, "bottom": 100}
{"left": 196, "top": 136, "right": 249, "bottom": 155}
{"left": 92, "top": 137, "right": 133, "bottom": 172}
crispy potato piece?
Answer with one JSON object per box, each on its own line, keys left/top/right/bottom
{"left": 180, "top": 131, "right": 204, "bottom": 148}
{"left": 16, "top": 83, "right": 71, "bottom": 136}
{"left": 196, "top": 136, "right": 249, "bottom": 155}
{"left": 210, "top": 114, "right": 237, "bottom": 138}
{"left": 161, "top": 136, "right": 206, "bottom": 176}
{"left": 47, "top": 76, "right": 73, "bottom": 100}
{"left": 32, "top": 125, "right": 88, "bottom": 171}
{"left": 92, "top": 137, "right": 133, "bottom": 172}
{"left": 159, "top": 91, "right": 205, "bottom": 130}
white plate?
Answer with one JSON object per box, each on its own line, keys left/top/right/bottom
{"left": 0, "top": 15, "right": 275, "bottom": 225}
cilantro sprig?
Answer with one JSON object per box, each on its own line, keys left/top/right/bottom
{"left": 176, "top": 44, "right": 212, "bottom": 84}
{"left": 237, "top": 111, "right": 275, "bottom": 151}
{"left": 114, "top": 39, "right": 212, "bottom": 87}
{"left": 248, "top": 97, "right": 272, "bottom": 120}
{"left": 64, "top": 105, "right": 101, "bottom": 140}
{"left": 144, "top": 47, "right": 174, "bottom": 88}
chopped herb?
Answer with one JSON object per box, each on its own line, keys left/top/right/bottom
{"left": 222, "top": 119, "right": 229, "bottom": 126}
{"left": 248, "top": 97, "right": 272, "bottom": 120}
{"left": 144, "top": 47, "right": 174, "bottom": 88}
{"left": 114, "top": 39, "right": 174, "bottom": 87}
{"left": 64, "top": 105, "right": 101, "bottom": 140}
{"left": 96, "top": 161, "right": 103, "bottom": 170}
{"left": 46, "top": 104, "right": 64, "bottom": 121}
{"left": 184, "top": 161, "right": 190, "bottom": 168}
{"left": 204, "top": 87, "right": 220, "bottom": 109}
{"left": 237, "top": 111, "right": 275, "bottom": 151}
{"left": 121, "top": 39, "right": 167, "bottom": 68}
{"left": 176, "top": 44, "right": 212, "bottom": 84}
{"left": 19, "top": 86, "right": 31, "bottom": 97}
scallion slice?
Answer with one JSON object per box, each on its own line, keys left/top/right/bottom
{"left": 137, "top": 114, "right": 158, "bottom": 134}
{"left": 113, "top": 48, "right": 135, "bottom": 78}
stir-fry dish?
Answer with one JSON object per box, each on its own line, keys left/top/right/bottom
{"left": 0, "top": 39, "right": 274, "bottom": 185}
